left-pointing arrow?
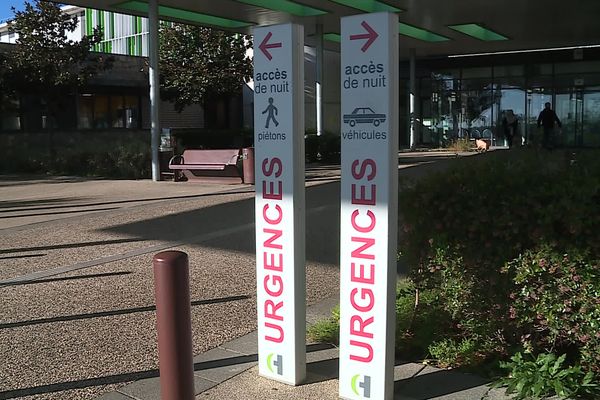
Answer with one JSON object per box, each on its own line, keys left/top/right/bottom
{"left": 259, "top": 31, "right": 282, "bottom": 61}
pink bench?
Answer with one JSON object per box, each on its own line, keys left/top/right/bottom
{"left": 169, "top": 149, "right": 242, "bottom": 183}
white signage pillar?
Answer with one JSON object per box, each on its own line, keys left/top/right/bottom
{"left": 339, "top": 12, "right": 399, "bottom": 400}
{"left": 253, "top": 23, "right": 306, "bottom": 386}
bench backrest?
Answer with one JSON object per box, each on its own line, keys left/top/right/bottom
{"left": 182, "top": 149, "right": 240, "bottom": 165}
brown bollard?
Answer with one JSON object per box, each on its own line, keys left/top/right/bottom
{"left": 153, "top": 251, "right": 195, "bottom": 400}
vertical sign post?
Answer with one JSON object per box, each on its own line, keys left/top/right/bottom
{"left": 339, "top": 12, "right": 398, "bottom": 400}
{"left": 253, "top": 23, "right": 306, "bottom": 385}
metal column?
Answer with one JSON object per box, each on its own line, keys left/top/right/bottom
{"left": 149, "top": 0, "right": 161, "bottom": 181}
{"left": 315, "top": 23, "right": 324, "bottom": 136}
{"left": 409, "top": 48, "right": 416, "bottom": 149}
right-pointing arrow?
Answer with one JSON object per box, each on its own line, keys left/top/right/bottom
{"left": 349, "top": 21, "right": 378, "bottom": 52}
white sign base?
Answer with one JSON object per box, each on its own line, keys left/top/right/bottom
{"left": 339, "top": 12, "right": 399, "bottom": 400}
{"left": 253, "top": 22, "right": 306, "bottom": 386}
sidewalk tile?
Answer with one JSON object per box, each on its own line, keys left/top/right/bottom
{"left": 219, "top": 330, "right": 258, "bottom": 355}
{"left": 95, "top": 392, "right": 134, "bottom": 400}
{"left": 396, "top": 365, "right": 490, "bottom": 400}
{"left": 193, "top": 347, "right": 257, "bottom": 383}
{"left": 118, "top": 375, "right": 217, "bottom": 400}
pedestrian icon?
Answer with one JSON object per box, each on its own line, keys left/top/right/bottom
{"left": 262, "top": 97, "right": 279, "bottom": 128}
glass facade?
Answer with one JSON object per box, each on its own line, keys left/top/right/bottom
{"left": 414, "top": 53, "right": 600, "bottom": 148}
{"left": 77, "top": 93, "right": 140, "bottom": 130}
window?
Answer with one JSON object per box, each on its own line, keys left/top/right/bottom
{"left": 77, "top": 93, "right": 140, "bottom": 130}
{"left": 1, "top": 96, "right": 21, "bottom": 131}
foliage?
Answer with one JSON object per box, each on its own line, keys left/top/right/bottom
{"left": 2, "top": 1, "right": 110, "bottom": 101}
{"left": 307, "top": 281, "right": 452, "bottom": 361}
{"left": 505, "top": 247, "right": 600, "bottom": 373}
{"left": 399, "top": 150, "right": 600, "bottom": 341}
{"left": 394, "top": 280, "right": 451, "bottom": 359}
{"left": 495, "top": 352, "right": 599, "bottom": 399}
{"left": 159, "top": 23, "right": 253, "bottom": 112}
{"left": 307, "top": 305, "right": 339, "bottom": 344}
{"left": 0, "top": 131, "right": 151, "bottom": 178}
{"left": 446, "top": 138, "right": 473, "bottom": 152}
{"left": 428, "top": 338, "right": 480, "bottom": 369}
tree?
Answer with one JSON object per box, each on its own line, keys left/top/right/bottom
{"left": 159, "top": 23, "right": 253, "bottom": 112}
{"left": 2, "top": 0, "right": 111, "bottom": 126}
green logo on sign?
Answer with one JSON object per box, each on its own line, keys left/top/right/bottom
{"left": 266, "top": 352, "right": 283, "bottom": 375}
{"left": 351, "top": 373, "right": 371, "bottom": 398}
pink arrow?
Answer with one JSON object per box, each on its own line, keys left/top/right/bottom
{"left": 350, "top": 21, "right": 378, "bottom": 52}
{"left": 259, "top": 31, "right": 282, "bottom": 61}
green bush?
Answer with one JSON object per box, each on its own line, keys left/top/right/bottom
{"left": 428, "top": 338, "right": 479, "bottom": 369}
{"left": 307, "top": 305, "right": 339, "bottom": 344}
{"left": 394, "top": 280, "right": 452, "bottom": 359}
{"left": 446, "top": 138, "right": 473, "bottom": 152}
{"left": 399, "top": 150, "right": 600, "bottom": 343}
{"left": 495, "top": 352, "right": 599, "bottom": 399}
{"left": 307, "top": 281, "right": 452, "bottom": 361}
{"left": 506, "top": 247, "right": 600, "bottom": 373}
{"left": 1, "top": 131, "right": 152, "bottom": 178}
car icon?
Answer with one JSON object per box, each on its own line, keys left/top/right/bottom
{"left": 343, "top": 107, "right": 386, "bottom": 127}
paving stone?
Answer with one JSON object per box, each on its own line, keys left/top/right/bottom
{"left": 95, "top": 391, "right": 135, "bottom": 400}
{"left": 119, "top": 375, "right": 217, "bottom": 400}
{"left": 306, "top": 295, "right": 339, "bottom": 325}
{"left": 396, "top": 365, "right": 491, "bottom": 400}
{"left": 394, "top": 361, "right": 426, "bottom": 381}
{"left": 483, "top": 387, "right": 515, "bottom": 399}
{"left": 219, "top": 330, "right": 258, "bottom": 355}
{"left": 193, "top": 347, "right": 257, "bottom": 383}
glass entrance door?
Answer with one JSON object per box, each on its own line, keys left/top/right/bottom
{"left": 582, "top": 89, "right": 600, "bottom": 146}
{"left": 555, "top": 89, "right": 582, "bottom": 147}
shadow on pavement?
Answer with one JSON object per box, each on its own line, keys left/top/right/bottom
{"left": 0, "top": 343, "right": 334, "bottom": 399}
{"left": 394, "top": 368, "right": 490, "bottom": 399}
{"left": 102, "top": 182, "right": 341, "bottom": 265}
{"left": 0, "top": 253, "right": 46, "bottom": 260}
{"left": 0, "top": 190, "right": 253, "bottom": 214}
{"left": 0, "top": 294, "right": 251, "bottom": 330}
{"left": 0, "top": 206, "right": 122, "bottom": 219}
{"left": 0, "top": 238, "right": 144, "bottom": 254}
{"left": 0, "top": 271, "right": 131, "bottom": 287}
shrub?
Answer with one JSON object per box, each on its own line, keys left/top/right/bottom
{"left": 446, "top": 138, "right": 473, "bottom": 152}
{"left": 495, "top": 352, "right": 599, "bottom": 399}
{"left": 505, "top": 247, "right": 600, "bottom": 373}
{"left": 399, "top": 150, "right": 600, "bottom": 343}
{"left": 308, "top": 281, "right": 453, "bottom": 361}
{"left": 395, "top": 280, "right": 452, "bottom": 359}
{"left": 428, "top": 338, "right": 479, "bottom": 369}
{"left": 307, "top": 305, "right": 339, "bottom": 344}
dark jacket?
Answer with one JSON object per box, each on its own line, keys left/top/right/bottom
{"left": 537, "top": 109, "right": 562, "bottom": 128}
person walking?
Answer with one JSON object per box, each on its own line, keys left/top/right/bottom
{"left": 502, "top": 109, "right": 519, "bottom": 148}
{"left": 537, "top": 102, "right": 561, "bottom": 149}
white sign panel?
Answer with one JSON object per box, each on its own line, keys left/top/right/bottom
{"left": 253, "top": 23, "right": 306, "bottom": 385}
{"left": 339, "top": 12, "right": 398, "bottom": 400}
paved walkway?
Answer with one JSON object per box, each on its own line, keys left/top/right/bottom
{"left": 98, "top": 293, "right": 511, "bottom": 400}
{"left": 0, "top": 151, "right": 514, "bottom": 400}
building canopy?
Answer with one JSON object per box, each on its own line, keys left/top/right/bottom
{"left": 56, "top": 0, "right": 600, "bottom": 59}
